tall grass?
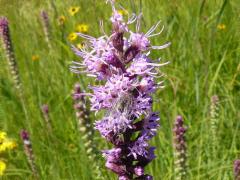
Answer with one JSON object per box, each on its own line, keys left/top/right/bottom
{"left": 0, "top": 0, "right": 239, "bottom": 179}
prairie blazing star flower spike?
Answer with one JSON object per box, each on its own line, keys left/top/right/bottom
{"left": 173, "top": 116, "right": 187, "bottom": 180}
{"left": 210, "top": 95, "right": 219, "bottom": 155}
{"left": 71, "top": 1, "right": 169, "bottom": 179}
{"left": 72, "top": 84, "right": 102, "bottom": 179}
{"left": 0, "top": 17, "right": 22, "bottom": 95}
{"left": 72, "top": 84, "right": 94, "bottom": 151}
{"left": 40, "top": 10, "right": 51, "bottom": 48}
{"left": 20, "top": 130, "right": 39, "bottom": 179}
{"left": 233, "top": 159, "right": 240, "bottom": 180}
{"left": 0, "top": 17, "right": 30, "bottom": 124}
{"left": 41, "top": 104, "right": 52, "bottom": 131}
{"left": 234, "top": 160, "right": 240, "bottom": 180}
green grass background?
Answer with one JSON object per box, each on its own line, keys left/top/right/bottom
{"left": 0, "top": 0, "right": 240, "bottom": 179}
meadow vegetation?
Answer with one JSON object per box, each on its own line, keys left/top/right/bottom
{"left": 0, "top": 0, "right": 239, "bottom": 179}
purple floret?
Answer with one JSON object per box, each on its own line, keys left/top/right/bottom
{"left": 20, "top": 130, "right": 29, "bottom": 140}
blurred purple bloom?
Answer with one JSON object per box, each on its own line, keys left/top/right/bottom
{"left": 173, "top": 116, "right": 187, "bottom": 179}
{"left": 0, "top": 17, "right": 22, "bottom": 93}
{"left": 20, "top": 130, "right": 39, "bottom": 178}
{"left": 234, "top": 159, "right": 240, "bottom": 179}
{"left": 41, "top": 104, "right": 49, "bottom": 114}
{"left": 20, "top": 130, "right": 29, "bottom": 141}
{"left": 40, "top": 10, "right": 51, "bottom": 48}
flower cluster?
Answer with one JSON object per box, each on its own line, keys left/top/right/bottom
{"left": 217, "top": 23, "right": 226, "bottom": 31}
{"left": 76, "top": 24, "right": 89, "bottom": 34}
{"left": 0, "top": 160, "right": 6, "bottom": 176}
{"left": 173, "top": 116, "right": 187, "bottom": 180}
{"left": 234, "top": 159, "right": 240, "bottom": 180}
{"left": 68, "top": 6, "right": 80, "bottom": 16}
{"left": 71, "top": 1, "right": 169, "bottom": 179}
{"left": 0, "top": 17, "right": 22, "bottom": 94}
{"left": 40, "top": 10, "right": 51, "bottom": 48}
{"left": 72, "top": 84, "right": 94, "bottom": 150}
{"left": 72, "top": 84, "right": 102, "bottom": 179}
{"left": 0, "top": 131, "right": 17, "bottom": 176}
{"left": 210, "top": 95, "right": 219, "bottom": 155}
{"left": 20, "top": 130, "right": 39, "bottom": 178}
{"left": 41, "top": 104, "right": 52, "bottom": 131}
{"left": 58, "top": 15, "right": 66, "bottom": 26}
{"left": 0, "top": 131, "right": 17, "bottom": 153}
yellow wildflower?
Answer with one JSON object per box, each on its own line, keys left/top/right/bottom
{"left": 117, "top": 9, "right": 128, "bottom": 16}
{"left": 0, "top": 160, "right": 6, "bottom": 176}
{"left": 68, "top": 6, "right": 80, "bottom": 16}
{"left": 68, "top": 144, "right": 78, "bottom": 152}
{"left": 76, "top": 24, "right": 89, "bottom": 33}
{"left": 0, "top": 143, "right": 7, "bottom": 152}
{"left": 31, "top": 55, "right": 39, "bottom": 61}
{"left": 76, "top": 42, "right": 85, "bottom": 49}
{"left": 217, "top": 24, "right": 226, "bottom": 30}
{"left": 58, "top": 15, "right": 66, "bottom": 26}
{"left": 68, "top": 143, "right": 75, "bottom": 149}
{"left": 0, "top": 140, "right": 17, "bottom": 153}
{"left": 0, "top": 132, "right": 6, "bottom": 143}
{"left": 5, "top": 140, "right": 17, "bottom": 150}
{"left": 68, "top": 32, "right": 78, "bottom": 42}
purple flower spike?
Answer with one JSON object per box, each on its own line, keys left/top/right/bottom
{"left": 234, "top": 159, "right": 240, "bottom": 180}
{"left": 71, "top": 1, "right": 169, "bottom": 179}
{"left": 0, "top": 17, "right": 22, "bottom": 94}
{"left": 0, "top": 17, "right": 8, "bottom": 29}
{"left": 40, "top": 10, "right": 51, "bottom": 48}
{"left": 20, "top": 130, "right": 39, "bottom": 178}
{"left": 210, "top": 95, "right": 219, "bottom": 155}
{"left": 41, "top": 104, "right": 52, "bottom": 131}
{"left": 173, "top": 116, "right": 187, "bottom": 179}
{"left": 72, "top": 84, "right": 103, "bottom": 178}
{"left": 41, "top": 104, "right": 49, "bottom": 114}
